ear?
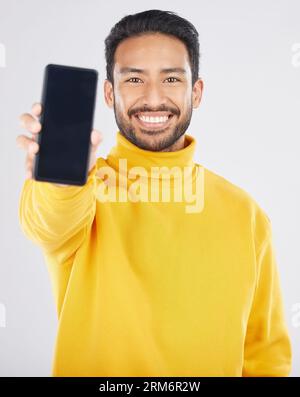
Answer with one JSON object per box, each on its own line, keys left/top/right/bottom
{"left": 192, "top": 78, "right": 204, "bottom": 109}
{"left": 104, "top": 79, "right": 114, "bottom": 109}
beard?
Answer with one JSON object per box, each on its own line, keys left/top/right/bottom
{"left": 112, "top": 100, "right": 193, "bottom": 152}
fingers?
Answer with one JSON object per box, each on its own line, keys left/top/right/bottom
{"left": 32, "top": 102, "right": 42, "bottom": 118}
{"left": 25, "top": 165, "right": 32, "bottom": 179}
{"left": 24, "top": 141, "right": 39, "bottom": 180}
{"left": 19, "top": 113, "right": 41, "bottom": 134}
{"left": 28, "top": 140, "right": 39, "bottom": 156}
{"left": 17, "top": 103, "right": 42, "bottom": 181}
{"left": 25, "top": 157, "right": 33, "bottom": 180}
{"left": 19, "top": 102, "right": 42, "bottom": 135}
{"left": 16, "top": 134, "right": 39, "bottom": 154}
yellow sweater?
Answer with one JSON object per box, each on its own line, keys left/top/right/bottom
{"left": 18, "top": 131, "right": 292, "bottom": 376}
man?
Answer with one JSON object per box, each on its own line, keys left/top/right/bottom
{"left": 17, "top": 9, "right": 292, "bottom": 376}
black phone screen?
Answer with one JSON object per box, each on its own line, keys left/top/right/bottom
{"left": 34, "top": 64, "right": 98, "bottom": 186}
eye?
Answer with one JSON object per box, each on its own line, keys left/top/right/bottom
{"left": 166, "top": 77, "right": 180, "bottom": 83}
{"left": 125, "top": 77, "right": 181, "bottom": 83}
{"left": 126, "top": 77, "right": 142, "bottom": 83}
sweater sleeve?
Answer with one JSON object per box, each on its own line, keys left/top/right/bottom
{"left": 242, "top": 212, "right": 292, "bottom": 376}
{"left": 18, "top": 163, "right": 98, "bottom": 263}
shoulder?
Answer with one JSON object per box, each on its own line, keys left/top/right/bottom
{"left": 200, "top": 164, "right": 271, "bottom": 244}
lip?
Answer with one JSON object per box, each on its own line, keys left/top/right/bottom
{"left": 134, "top": 114, "right": 174, "bottom": 130}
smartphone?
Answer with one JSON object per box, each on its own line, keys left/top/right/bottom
{"left": 33, "top": 64, "right": 98, "bottom": 186}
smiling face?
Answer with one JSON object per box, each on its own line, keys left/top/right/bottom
{"left": 104, "top": 33, "right": 203, "bottom": 152}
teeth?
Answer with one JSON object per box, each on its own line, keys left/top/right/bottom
{"left": 138, "top": 115, "right": 169, "bottom": 123}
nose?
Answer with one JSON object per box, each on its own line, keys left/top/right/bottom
{"left": 142, "top": 81, "right": 167, "bottom": 108}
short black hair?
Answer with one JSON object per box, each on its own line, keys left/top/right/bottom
{"left": 104, "top": 9, "right": 200, "bottom": 87}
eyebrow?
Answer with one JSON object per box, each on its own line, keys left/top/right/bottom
{"left": 119, "top": 67, "right": 187, "bottom": 75}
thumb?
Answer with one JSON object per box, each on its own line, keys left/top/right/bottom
{"left": 90, "top": 129, "right": 103, "bottom": 148}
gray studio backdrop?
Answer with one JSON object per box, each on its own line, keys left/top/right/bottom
{"left": 0, "top": 0, "right": 299, "bottom": 376}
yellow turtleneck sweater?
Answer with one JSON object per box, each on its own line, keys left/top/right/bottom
{"left": 18, "top": 131, "right": 292, "bottom": 377}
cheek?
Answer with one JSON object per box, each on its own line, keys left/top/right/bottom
{"left": 114, "top": 95, "right": 128, "bottom": 115}
{"left": 116, "top": 89, "right": 137, "bottom": 114}
{"left": 118, "top": 84, "right": 138, "bottom": 99}
{"left": 171, "top": 89, "right": 189, "bottom": 109}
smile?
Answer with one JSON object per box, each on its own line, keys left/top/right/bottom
{"left": 134, "top": 114, "right": 174, "bottom": 129}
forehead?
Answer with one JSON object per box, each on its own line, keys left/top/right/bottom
{"left": 114, "top": 33, "right": 190, "bottom": 74}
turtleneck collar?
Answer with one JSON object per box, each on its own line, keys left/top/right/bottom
{"left": 107, "top": 131, "right": 197, "bottom": 173}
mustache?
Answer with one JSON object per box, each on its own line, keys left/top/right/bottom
{"left": 129, "top": 107, "right": 179, "bottom": 117}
